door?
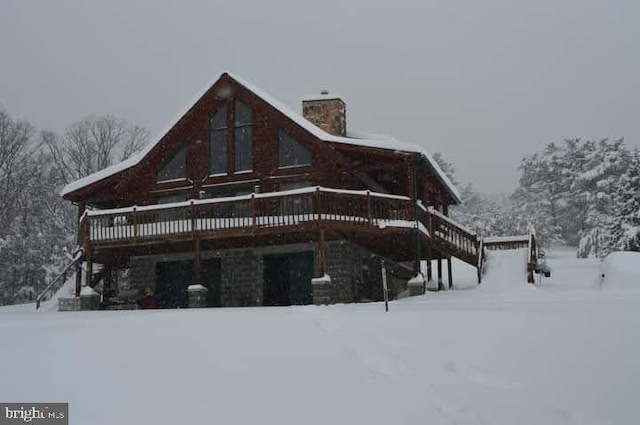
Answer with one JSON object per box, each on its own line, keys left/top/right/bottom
{"left": 289, "top": 252, "right": 314, "bottom": 305}
{"left": 155, "top": 260, "right": 194, "bottom": 309}
{"left": 263, "top": 252, "right": 314, "bottom": 306}
{"left": 263, "top": 255, "right": 290, "bottom": 306}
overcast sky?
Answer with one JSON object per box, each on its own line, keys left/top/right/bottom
{"left": 1, "top": 0, "right": 638, "bottom": 193}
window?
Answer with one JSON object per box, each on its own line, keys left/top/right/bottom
{"left": 157, "top": 146, "right": 187, "bottom": 182}
{"left": 156, "top": 194, "right": 188, "bottom": 222}
{"left": 210, "top": 104, "right": 228, "bottom": 175}
{"left": 234, "top": 100, "right": 253, "bottom": 172}
{"left": 278, "top": 130, "right": 312, "bottom": 167}
{"left": 279, "top": 181, "right": 313, "bottom": 215}
{"left": 204, "top": 186, "right": 253, "bottom": 218}
{"left": 157, "top": 194, "right": 187, "bottom": 204}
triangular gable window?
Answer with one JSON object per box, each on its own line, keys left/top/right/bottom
{"left": 157, "top": 146, "right": 187, "bottom": 182}
{"left": 278, "top": 130, "right": 312, "bottom": 167}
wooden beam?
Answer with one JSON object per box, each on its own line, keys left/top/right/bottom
{"left": 437, "top": 254, "right": 443, "bottom": 291}
{"left": 75, "top": 263, "right": 82, "bottom": 298}
{"left": 447, "top": 256, "right": 453, "bottom": 289}
{"left": 317, "top": 229, "right": 326, "bottom": 275}
{"left": 194, "top": 237, "right": 201, "bottom": 285}
{"left": 426, "top": 245, "right": 432, "bottom": 282}
{"left": 104, "top": 263, "right": 113, "bottom": 298}
{"left": 84, "top": 247, "right": 93, "bottom": 292}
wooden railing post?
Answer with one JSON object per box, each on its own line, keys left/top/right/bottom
{"left": 366, "top": 191, "right": 372, "bottom": 225}
{"left": 132, "top": 206, "right": 138, "bottom": 241}
{"left": 190, "top": 200, "right": 196, "bottom": 234}
{"left": 313, "top": 187, "right": 321, "bottom": 221}
{"left": 251, "top": 193, "right": 256, "bottom": 231}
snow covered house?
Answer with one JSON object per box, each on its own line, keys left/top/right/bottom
{"left": 61, "top": 72, "right": 483, "bottom": 309}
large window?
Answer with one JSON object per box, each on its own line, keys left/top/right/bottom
{"left": 210, "top": 104, "right": 228, "bottom": 175}
{"left": 204, "top": 185, "right": 253, "bottom": 218}
{"left": 157, "top": 146, "right": 187, "bottom": 182}
{"left": 278, "top": 130, "right": 312, "bottom": 167}
{"left": 156, "top": 194, "right": 188, "bottom": 221}
{"left": 234, "top": 100, "right": 253, "bottom": 172}
{"left": 279, "top": 180, "right": 313, "bottom": 215}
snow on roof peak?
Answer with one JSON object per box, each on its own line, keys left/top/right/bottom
{"left": 62, "top": 71, "right": 461, "bottom": 203}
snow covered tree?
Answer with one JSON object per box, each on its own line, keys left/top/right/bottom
{"left": 575, "top": 138, "right": 630, "bottom": 257}
{"left": 0, "top": 108, "right": 148, "bottom": 306}
{"left": 432, "top": 151, "right": 458, "bottom": 187}
{"left": 509, "top": 143, "right": 567, "bottom": 245}
{"left": 605, "top": 148, "right": 640, "bottom": 252}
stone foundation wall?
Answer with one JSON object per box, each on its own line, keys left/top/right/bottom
{"left": 58, "top": 295, "right": 100, "bottom": 312}
{"left": 220, "top": 249, "right": 263, "bottom": 307}
{"left": 124, "top": 240, "right": 413, "bottom": 307}
{"left": 324, "top": 240, "right": 413, "bottom": 304}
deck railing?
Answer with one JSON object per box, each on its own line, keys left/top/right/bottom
{"left": 80, "top": 186, "right": 483, "bottom": 269}
{"left": 484, "top": 235, "right": 529, "bottom": 251}
{"left": 80, "top": 187, "right": 416, "bottom": 244}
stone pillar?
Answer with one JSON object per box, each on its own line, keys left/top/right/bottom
{"left": 311, "top": 274, "right": 333, "bottom": 305}
{"left": 407, "top": 273, "right": 426, "bottom": 296}
{"left": 78, "top": 286, "right": 100, "bottom": 310}
{"left": 188, "top": 284, "right": 208, "bottom": 308}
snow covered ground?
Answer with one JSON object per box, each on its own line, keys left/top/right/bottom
{"left": 1, "top": 249, "right": 639, "bottom": 425}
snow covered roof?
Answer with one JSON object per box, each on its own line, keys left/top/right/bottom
{"left": 62, "top": 72, "right": 461, "bottom": 203}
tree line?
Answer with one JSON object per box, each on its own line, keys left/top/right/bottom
{"left": 0, "top": 106, "right": 147, "bottom": 306}
{"left": 442, "top": 138, "right": 640, "bottom": 257}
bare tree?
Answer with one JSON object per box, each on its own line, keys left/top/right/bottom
{"left": 0, "top": 107, "right": 36, "bottom": 224}
{"left": 44, "top": 115, "right": 148, "bottom": 185}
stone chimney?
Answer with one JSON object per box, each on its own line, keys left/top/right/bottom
{"left": 302, "top": 90, "right": 346, "bottom": 137}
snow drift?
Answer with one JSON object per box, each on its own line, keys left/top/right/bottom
{"left": 601, "top": 251, "right": 640, "bottom": 288}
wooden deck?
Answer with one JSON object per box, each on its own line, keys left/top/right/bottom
{"left": 80, "top": 186, "right": 486, "bottom": 277}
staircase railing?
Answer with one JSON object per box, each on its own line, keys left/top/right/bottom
{"left": 36, "top": 249, "right": 84, "bottom": 310}
{"left": 426, "top": 207, "right": 479, "bottom": 266}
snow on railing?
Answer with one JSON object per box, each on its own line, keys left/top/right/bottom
{"left": 82, "top": 187, "right": 418, "bottom": 243}
{"left": 85, "top": 186, "right": 409, "bottom": 217}
{"left": 426, "top": 207, "right": 477, "bottom": 236}
{"left": 80, "top": 186, "right": 485, "bottom": 271}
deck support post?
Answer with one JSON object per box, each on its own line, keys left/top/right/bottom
{"left": 437, "top": 253, "right": 443, "bottom": 291}
{"left": 413, "top": 229, "right": 421, "bottom": 274}
{"left": 194, "top": 237, "right": 201, "bottom": 285}
{"left": 74, "top": 263, "right": 82, "bottom": 297}
{"left": 103, "top": 263, "right": 113, "bottom": 299}
{"left": 317, "top": 229, "right": 326, "bottom": 276}
{"left": 447, "top": 256, "right": 453, "bottom": 289}
{"left": 84, "top": 247, "right": 93, "bottom": 291}
{"left": 426, "top": 245, "right": 432, "bottom": 282}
